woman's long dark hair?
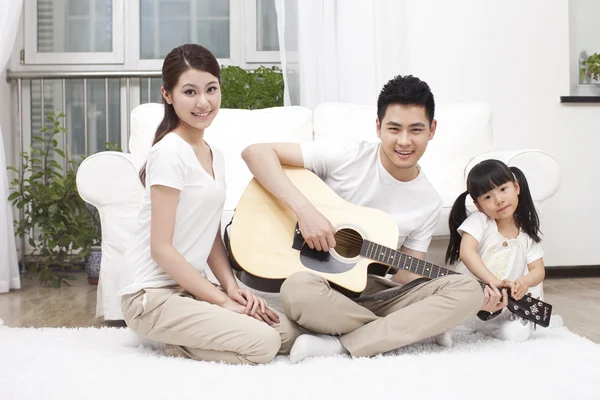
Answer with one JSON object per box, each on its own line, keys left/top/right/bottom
{"left": 445, "top": 159, "right": 541, "bottom": 265}
{"left": 139, "top": 44, "right": 221, "bottom": 186}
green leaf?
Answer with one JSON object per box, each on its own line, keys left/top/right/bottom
{"left": 7, "top": 191, "right": 20, "bottom": 201}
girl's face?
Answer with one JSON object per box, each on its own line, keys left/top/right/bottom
{"left": 161, "top": 68, "right": 221, "bottom": 133}
{"left": 475, "top": 180, "right": 520, "bottom": 221}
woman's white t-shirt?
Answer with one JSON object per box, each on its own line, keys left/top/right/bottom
{"left": 455, "top": 211, "right": 544, "bottom": 281}
{"left": 120, "top": 133, "right": 226, "bottom": 296}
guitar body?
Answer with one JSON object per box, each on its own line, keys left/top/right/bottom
{"left": 229, "top": 167, "right": 398, "bottom": 296}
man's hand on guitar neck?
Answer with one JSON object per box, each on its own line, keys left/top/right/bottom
{"left": 296, "top": 204, "right": 337, "bottom": 252}
{"left": 480, "top": 284, "right": 508, "bottom": 314}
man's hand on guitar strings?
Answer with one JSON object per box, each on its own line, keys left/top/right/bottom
{"left": 296, "top": 205, "right": 337, "bottom": 252}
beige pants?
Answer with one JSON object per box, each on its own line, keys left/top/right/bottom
{"left": 281, "top": 272, "right": 483, "bottom": 357}
{"left": 121, "top": 286, "right": 301, "bottom": 364}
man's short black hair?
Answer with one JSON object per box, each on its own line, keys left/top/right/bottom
{"left": 377, "top": 75, "right": 435, "bottom": 125}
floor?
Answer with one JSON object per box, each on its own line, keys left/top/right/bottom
{"left": 1, "top": 273, "right": 599, "bottom": 343}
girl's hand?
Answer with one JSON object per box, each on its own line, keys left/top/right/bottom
{"left": 491, "top": 278, "right": 514, "bottom": 291}
{"left": 512, "top": 277, "right": 530, "bottom": 300}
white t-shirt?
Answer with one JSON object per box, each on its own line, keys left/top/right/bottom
{"left": 301, "top": 141, "right": 442, "bottom": 252}
{"left": 119, "top": 133, "right": 226, "bottom": 296}
{"left": 455, "top": 211, "right": 544, "bottom": 281}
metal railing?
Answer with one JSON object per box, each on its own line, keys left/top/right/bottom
{"left": 6, "top": 70, "right": 162, "bottom": 272}
{"left": 7, "top": 70, "right": 162, "bottom": 156}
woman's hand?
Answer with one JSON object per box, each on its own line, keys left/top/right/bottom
{"left": 227, "top": 288, "right": 280, "bottom": 325}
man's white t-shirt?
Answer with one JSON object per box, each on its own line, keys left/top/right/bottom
{"left": 301, "top": 141, "right": 442, "bottom": 252}
{"left": 120, "top": 133, "right": 226, "bottom": 296}
{"left": 455, "top": 211, "right": 544, "bottom": 281}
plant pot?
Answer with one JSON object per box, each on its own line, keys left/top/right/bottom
{"left": 85, "top": 246, "right": 102, "bottom": 285}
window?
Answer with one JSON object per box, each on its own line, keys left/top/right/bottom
{"left": 29, "top": 79, "right": 121, "bottom": 160}
{"left": 244, "top": 0, "right": 298, "bottom": 63}
{"left": 18, "top": 0, "right": 282, "bottom": 156}
{"left": 25, "top": 0, "right": 125, "bottom": 64}
{"left": 140, "top": 0, "right": 231, "bottom": 60}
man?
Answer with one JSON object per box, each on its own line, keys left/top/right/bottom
{"left": 241, "top": 75, "right": 507, "bottom": 363}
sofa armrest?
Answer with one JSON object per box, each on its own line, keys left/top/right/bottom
{"left": 465, "top": 150, "right": 560, "bottom": 206}
{"left": 76, "top": 151, "right": 146, "bottom": 207}
{"left": 76, "top": 151, "right": 146, "bottom": 320}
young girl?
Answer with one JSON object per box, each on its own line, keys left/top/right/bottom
{"left": 118, "top": 44, "right": 299, "bottom": 364}
{"left": 445, "top": 159, "right": 545, "bottom": 342}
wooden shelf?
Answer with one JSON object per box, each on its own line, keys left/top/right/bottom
{"left": 560, "top": 96, "right": 600, "bottom": 103}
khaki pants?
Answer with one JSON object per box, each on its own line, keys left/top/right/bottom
{"left": 280, "top": 272, "right": 483, "bottom": 357}
{"left": 121, "top": 286, "right": 301, "bottom": 364}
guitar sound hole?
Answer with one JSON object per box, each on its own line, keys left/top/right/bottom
{"left": 334, "top": 228, "right": 363, "bottom": 258}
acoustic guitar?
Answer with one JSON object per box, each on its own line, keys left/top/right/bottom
{"left": 227, "top": 167, "right": 552, "bottom": 327}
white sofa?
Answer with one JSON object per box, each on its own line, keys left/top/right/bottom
{"left": 76, "top": 102, "right": 560, "bottom": 320}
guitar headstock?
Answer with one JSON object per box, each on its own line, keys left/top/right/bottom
{"left": 507, "top": 294, "right": 552, "bottom": 328}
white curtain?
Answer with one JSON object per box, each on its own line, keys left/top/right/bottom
{"left": 275, "top": 0, "right": 407, "bottom": 109}
{"left": 0, "top": 0, "right": 23, "bottom": 293}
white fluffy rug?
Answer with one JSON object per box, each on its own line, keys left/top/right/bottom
{"left": 1, "top": 325, "right": 599, "bottom": 400}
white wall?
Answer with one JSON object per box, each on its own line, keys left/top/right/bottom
{"left": 405, "top": 0, "right": 600, "bottom": 266}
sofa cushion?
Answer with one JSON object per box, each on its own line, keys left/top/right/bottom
{"left": 128, "top": 103, "right": 314, "bottom": 214}
{"left": 204, "top": 107, "right": 313, "bottom": 212}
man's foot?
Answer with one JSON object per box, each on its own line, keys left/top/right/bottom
{"left": 289, "top": 334, "right": 348, "bottom": 363}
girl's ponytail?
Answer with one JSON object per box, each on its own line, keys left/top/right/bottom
{"left": 445, "top": 191, "right": 470, "bottom": 265}
{"left": 510, "top": 166, "right": 541, "bottom": 243}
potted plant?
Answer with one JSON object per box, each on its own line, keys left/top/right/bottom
{"left": 83, "top": 204, "right": 102, "bottom": 284}
{"left": 7, "top": 112, "right": 97, "bottom": 287}
{"left": 220, "top": 65, "right": 284, "bottom": 109}
{"left": 580, "top": 52, "right": 600, "bottom": 83}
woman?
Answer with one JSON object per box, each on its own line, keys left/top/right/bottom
{"left": 119, "top": 44, "right": 299, "bottom": 364}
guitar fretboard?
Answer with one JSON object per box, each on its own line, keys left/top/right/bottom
{"left": 360, "top": 240, "right": 486, "bottom": 290}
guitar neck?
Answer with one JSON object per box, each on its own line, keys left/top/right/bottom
{"left": 360, "top": 240, "right": 487, "bottom": 290}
